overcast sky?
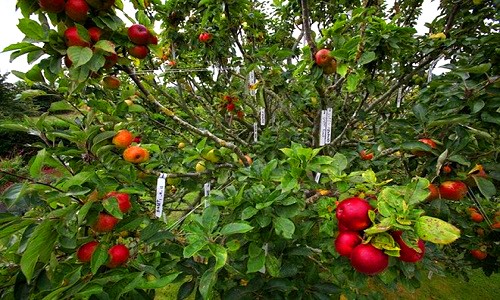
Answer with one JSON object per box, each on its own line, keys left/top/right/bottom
{"left": 0, "top": 0, "right": 441, "bottom": 82}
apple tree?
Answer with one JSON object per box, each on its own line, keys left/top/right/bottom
{"left": 0, "top": 0, "right": 498, "bottom": 299}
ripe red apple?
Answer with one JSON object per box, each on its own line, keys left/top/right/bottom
{"left": 148, "top": 33, "right": 158, "bottom": 45}
{"left": 88, "top": 27, "right": 102, "bottom": 43}
{"left": 92, "top": 213, "right": 119, "bottom": 232}
{"left": 391, "top": 231, "right": 425, "bottom": 263}
{"left": 38, "top": 0, "right": 66, "bottom": 13}
{"left": 226, "top": 103, "right": 235, "bottom": 111}
{"left": 198, "top": 32, "right": 213, "bottom": 43}
{"left": 334, "top": 231, "right": 362, "bottom": 257}
{"left": 128, "top": 45, "right": 149, "bottom": 59}
{"left": 102, "top": 76, "right": 121, "bottom": 90}
{"left": 128, "top": 24, "right": 150, "bottom": 45}
{"left": 350, "top": 243, "right": 389, "bottom": 275}
{"left": 77, "top": 241, "right": 99, "bottom": 262}
{"left": 104, "top": 191, "right": 131, "bottom": 213}
{"left": 336, "top": 197, "right": 373, "bottom": 231}
{"left": 470, "top": 249, "right": 487, "bottom": 260}
{"left": 426, "top": 183, "right": 440, "bottom": 201}
{"left": 65, "top": 0, "right": 89, "bottom": 22}
{"left": 439, "top": 180, "right": 468, "bottom": 201}
{"left": 64, "top": 27, "right": 90, "bottom": 47}
{"left": 359, "top": 150, "right": 374, "bottom": 161}
{"left": 104, "top": 52, "right": 118, "bottom": 68}
{"left": 107, "top": 244, "right": 130, "bottom": 268}
{"left": 315, "top": 49, "right": 332, "bottom": 67}
{"left": 337, "top": 221, "right": 350, "bottom": 232}
{"left": 412, "top": 138, "right": 437, "bottom": 157}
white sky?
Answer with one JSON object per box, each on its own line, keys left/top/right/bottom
{"left": 0, "top": 0, "right": 442, "bottom": 82}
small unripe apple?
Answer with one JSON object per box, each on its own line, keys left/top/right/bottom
{"left": 195, "top": 161, "right": 206, "bottom": 172}
{"left": 178, "top": 142, "right": 186, "bottom": 149}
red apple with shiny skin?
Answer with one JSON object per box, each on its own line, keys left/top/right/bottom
{"left": 39, "top": 0, "right": 66, "bottom": 13}
{"left": 104, "top": 52, "right": 118, "bottom": 68}
{"left": 64, "top": 27, "right": 90, "bottom": 47}
{"left": 335, "top": 231, "right": 362, "bottom": 258}
{"left": 350, "top": 243, "right": 389, "bottom": 275}
{"left": 336, "top": 197, "right": 373, "bottom": 231}
{"left": 107, "top": 244, "right": 130, "bottom": 268}
{"left": 198, "top": 32, "right": 213, "bottom": 43}
{"left": 315, "top": 49, "right": 332, "bottom": 67}
{"left": 391, "top": 231, "right": 425, "bottom": 263}
{"left": 88, "top": 27, "right": 102, "bottom": 43}
{"left": 104, "top": 191, "right": 131, "bottom": 213}
{"left": 77, "top": 241, "right": 99, "bottom": 262}
{"left": 65, "top": 0, "right": 89, "bottom": 22}
{"left": 92, "top": 213, "right": 119, "bottom": 232}
{"left": 128, "top": 45, "right": 149, "bottom": 59}
{"left": 102, "top": 76, "right": 121, "bottom": 90}
{"left": 439, "top": 180, "right": 468, "bottom": 201}
{"left": 128, "top": 24, "right": 150, "bottom": 45}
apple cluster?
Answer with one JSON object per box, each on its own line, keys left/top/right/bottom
{"left": 222, "top": 95, "right": 244, "bottom": 119}
{"left": 112, "top": 129, "right": 150, "bottom": 164}
{"left": 76, "top": 191, "right": 132, "bottom": 268}
{"left": 314, "top": 49, "right": 337, "bottom": 75}
{"left": 334, "top": 197, "right": 425, "bottom": 275}
{"left": 127, "top": 24, "right": 158, "bottom": 59}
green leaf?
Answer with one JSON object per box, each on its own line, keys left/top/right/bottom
{"left": 90, "top": 244, "right": 108, "bottom": 274}
{"left": 183, "top": 240, "right": 208, "bottom": 258}
{"left": 177, "top": 280, "right": 196, "bottom": 300}
{"left": 202, "top": 206, "right": 220, "bottom": 234}
{"left": 473, "top": 176, "right": 496, "bottom": 199}
{"left": 358, "top": 51, "right": 376, "bottom": 65}
{"left": 136, "top": 272, "right": 181, "bottom": 289}
{"left": 220, "top": 223, "right": 253, "bottom": 236}
{"left": 93, "top": 40, "right": 116, "bottom": 53}
{"left": 457, "top": 63, "right": 491, "bottom": 74}
{"left": 49, "top": 100, "right": 75, "bottom": 112}
{"left": 18, "top": 18, "right": 47, "bottom": 41}
{"left": 247, "top": 250, "right": 265, "bottom": 273}
{"left": 210, "top": 244, "right": 227, "bottom": 271}
{"left": 405, "top": 177, "right": 431, "bottom": 206}
{"left": 347, "top": 73, "right": 360, "bottom": 92}
{"left": 336, "top": 63, "right": 348, "bottom": 77}
{"left": 241, "top": 206, "right": 259, "bottom": 220}
{"left": 199, "top": 267, "right": 217, "bottom": 299}
{"left": 92, "top": 131, "right": 116, "bottom": 146}
{"left": 29, "top": 148, "right": 46, "bottom": 178}
{"left": 20, "top": 219, "right": 58, "bottom": 283}
{"left": 67, "top": 46, "right": 93, "bottom": 68}
{"left": 415, "top": 216, "right": 460, "bottom": 244}
{"left": 102, "top": 197, "right": 123, "bottom": 219}
{"left": 273, "top": 217, "right": 295, "bottom": 239}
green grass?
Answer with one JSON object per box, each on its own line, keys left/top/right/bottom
{"left": 155, "top": 269, "right": 500, "bottom": 300}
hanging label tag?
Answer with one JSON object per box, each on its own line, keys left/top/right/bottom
{"left": 260, "top": 107, "right": 266, "bottom": 125}
{"left": 248, "top": 70, "right": 257, "bottom": 96}
{"left": 204, "top": 182, "right": 211, "bottom": 207}
{"left": 325, "top": 107, "right": 332, "bottom": 144}
{"left": 315, "top": 172, "right": 321, "bottom": 183}
{"left": 259, "top": 243, "right": 269, "bottom": 273}
{"left": 155, "top": 173, "right": 166, "bottom": 218}
{"left": 396, "top": 87, "right": 403, "bottom": 108}
{"left": 253, "top": 122, "right": 258, "bottom": 142}
{"left": 319, "top": 110, "right": 326, "bottom": 146}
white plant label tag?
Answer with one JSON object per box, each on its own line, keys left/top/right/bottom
{"left": 319, "top": 110, "right": 326, "bottom": 146}
{"left": 325, "top": 107, "right": 333, "bottom": 144}
{"left": 248, "top": 70, "right": 257, "bottom": 96}
{"left": 315, "top": 172, "right": 321, "bottom": 183}
{"left": 204, "top": 182, "right": 211, "bottom": 207}
{"left": 155, "top": 173, "right": 166, "bottom": 218}
{"left": 260, "top": 107, "right": 266, "bottom": 125}
{"left": 253, "top": 122, "right": 258, "bottom": 142}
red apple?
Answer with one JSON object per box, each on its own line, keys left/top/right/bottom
{"left": 38, "top": 0, "right": 66, "bottom": 13}
{"left": 350, "top": 243, "right": 389, "bottom": 275}
{"left": 336, "top": 197, "right": 373, "bottom": 231}
{"left": 128, "top": 45, "right": 149, "bottom": 59}
{"left": 64, "top": 27, "right": 90, "bottom": 47}
{"left": 359, "top": 150, "right": 374, "bottom": 161}
{"left": 148, "top": 33, "right": 158, "bottom": 45}
{"left": 439, "top": 180, "right": 468, "bottom": 201}
{"left": 104, "top": 191, "right": 131, "bottom": 213}
{"left": 102, "top": 76, "right": 121, "bottom": 90}
{"left": 128, "top": 24, "right": 150, "bottom": 45}
{"left": 92, "top": 213, "right": 119, "bottom": 232}
{"left": 107, "top": 244, "right": 130, "bottom": 268}
{"left": 77, "top": 241, "right": 99, "bottom": 262}
{"left": 65, "top": 0, "right": 89, "bottom": 22}
{"left": 412, "top": 138, "right": 437, "bottom": 157}
{"left": 198, "top": 32, "right": 213, "bottom": 43}
{"left": 315, "top": 49, "right": 332, "bottom": 67}
{"left": 334, "top": 231, "right": 362, "bottom": 258}
{"left": 391, "top": 231, "right": 425, "bottom": 263}
{"left": 470, "top": 249, "right": 487, "bottom": 260}
{"left": 88, "top": 27, "right": 102, "bottom": 43}
{"left": 104, "top": 52, "right": 118, "bottom": 68}
{"left": 426, "top": 183, "right": 440, "bottom": 201}
{"left": 226, "top": 103, "right": 235, "bottom": 111}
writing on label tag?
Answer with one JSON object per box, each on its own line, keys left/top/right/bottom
{"left": 325, "top": 107, "right": 332, "bottom": 144}
{"left": 260, "top": 107, "right": 266, "bottom": 125}
{"left": 248, "top": 70, "right": 257, "bottom": 96}
{"left": 253, "top": 122, "right": 258, "bottom": 142}
{"left": 315, "top": 172, "right": 321, "bottom": 183}
{"left": 155, "top": 173, "right": 166, "bottom": 218}
{"left": 204, "top": 182, "right": 211, "bottom": 207}
{"left": 319, "top": 110, "right": 326, "bottom": 146}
